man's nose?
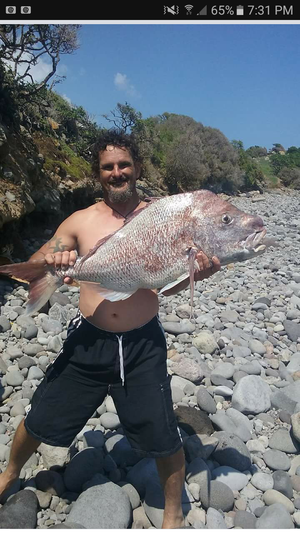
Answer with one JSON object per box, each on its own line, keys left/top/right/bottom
{"left": 111, "top": 164, "right": 122, "bottom": 177}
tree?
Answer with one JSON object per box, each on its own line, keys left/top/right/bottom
{"left": 0, "top": 24, "right": 81, "bottom": 95}
{"left": 246, "top": 145, "right": 268, "bottom": 158}
{"left": 231, "top": 139, "right": 244, "bottom": 151}
{"left": 164, "top": 130, "right": 208, "bottom": 192}
{"left": 279, "top": 167, "right": 300, "bottom": 189}
{"left": 102, "top": 102, "right": 143, "bottom": 133}
{"left": 231, "top": 139, "right": 264, "bottom": 190}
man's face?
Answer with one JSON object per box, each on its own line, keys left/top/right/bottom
{"left": 99, "top": 145, "right": 141, "bottom": 203}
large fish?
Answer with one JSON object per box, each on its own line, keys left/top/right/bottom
{"left": 0, "top": 190, "right": 274, "bottom": 315}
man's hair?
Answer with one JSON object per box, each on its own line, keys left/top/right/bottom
{"left": 91, "top": 129, "right": 142, "bottom": 177}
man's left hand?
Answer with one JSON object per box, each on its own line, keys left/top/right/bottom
{"left": 194, "top": 252, "right": 221, "bottom": 282}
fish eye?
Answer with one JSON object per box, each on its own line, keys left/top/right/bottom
{"left": 222, "top": 213, "right": 233, "bottom": 224}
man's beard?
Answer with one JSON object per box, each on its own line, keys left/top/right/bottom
{"left": 107, "top": 181, "right": 135, "bottom": 204}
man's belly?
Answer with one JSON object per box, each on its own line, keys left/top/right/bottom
{"left": 79, "top": 286, "right": 160, "bottom": 332}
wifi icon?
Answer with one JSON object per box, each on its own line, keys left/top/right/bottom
{"left": 185, "top": 4, "right": 193, "bottom": 14}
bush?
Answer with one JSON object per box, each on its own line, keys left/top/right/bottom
{"left": 246, "top": 145, "right": 268, "bottom": 158}
{"left": 279, "top": 167, "right": 300, "bottom": 189}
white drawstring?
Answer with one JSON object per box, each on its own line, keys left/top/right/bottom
{"left": 116, "top": 334, "right": 125, "bottom": 386}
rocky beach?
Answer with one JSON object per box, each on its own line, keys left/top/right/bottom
{"left": 0, "top": 189, "right": 300, "bottom": 529}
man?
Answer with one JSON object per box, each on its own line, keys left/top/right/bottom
{"left": 0, "top": 130, "right": 220, "bottom": 528}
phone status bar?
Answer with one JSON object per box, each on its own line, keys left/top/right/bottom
{"left": 1, "top": 3, "right": 298, "bottom": 20}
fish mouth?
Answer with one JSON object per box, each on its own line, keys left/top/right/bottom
{"left": 241, "top": 228, "right": 268, "bottom": 253}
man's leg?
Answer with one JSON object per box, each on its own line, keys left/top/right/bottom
{"left": 0, "top": 419, "right": 40, "bottom": 498}
{"left": 156, "top": 447, "right": 185, "bottom": 529}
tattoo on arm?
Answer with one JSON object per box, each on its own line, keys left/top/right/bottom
{"left": 48, "top": 237, "right": 69, "bottom": 253}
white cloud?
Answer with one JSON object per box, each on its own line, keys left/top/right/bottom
{"left": 4, "top": 52, "right": 68, "bottom": 84}
{"left": 114, "top": 72, "right": 140, "bottom": 98}
{"left": 62, "top": 94, "right": 72, "bottom": 106}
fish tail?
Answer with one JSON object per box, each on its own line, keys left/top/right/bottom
{"left": 0, "top": 261, "right": 62, "bottom": 315}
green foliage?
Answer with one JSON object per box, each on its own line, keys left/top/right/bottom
{"left": 37, "top": 136, "right": 90, "bottom": 181}
{"left": 270, "top": 147, "right": 300, "bottom": 175}
{"left": 246, "top": 145, "right": 268, "bottom": 158}
{"left": 269, "top": 146, "right": 300, "bottom": 188}
{"left": 269, "top": 153, "right": 288, "bottom": 175}
{"left": 0, "top": 61, "right": 19, "bottom": 125}
{"left": 231, "top": 139, "right": 244, "bottom": 151}
{"left": 255, "top": 157, "right": 279, "bottom": 187}
{"left": 279, "top": 167, "right": 300, "bottom": 189}
{"left": 149, "top": 114, "right": 243, "bottom": 193}
{"left": 272, "top": 143, "right": 285, "bottom": 152}
{"left": 47, "top": 91, "right": 101, "bottom": 153}
{"left": 231, "top": 140, "right": 265, "bottom": 191}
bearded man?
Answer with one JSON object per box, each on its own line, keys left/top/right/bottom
{"left": 0, "top": 130, "right": 220, "bottom": 528}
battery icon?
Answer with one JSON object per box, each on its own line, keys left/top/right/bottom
{"left": 236, "top": 5, "right": 244, "bottom": 15}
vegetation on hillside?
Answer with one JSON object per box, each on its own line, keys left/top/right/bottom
{"left": 243, "top": 144, "right": 300, "bottom": 190}
{"left": 0, "top": 24, "right": 299, "bottom": 196}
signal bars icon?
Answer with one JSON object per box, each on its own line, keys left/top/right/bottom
{"left": 185, "top": 4, "right": 193, "bottom": 14}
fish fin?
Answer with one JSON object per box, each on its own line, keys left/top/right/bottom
{"left": 0, "top": 261, "right": 62, "bottom": 315}
{"left": 80, "top": 282, "right": 136, "bottom": 302}
{"left": 144, "top": 196, "right": 162, "bottom": 202}
{"left": 0, "top": 260, "right": 48, "bottom": 283}
{"left": 26, "top": 272, "right": 62, "bottom": 315}
{"left": 188, "top": 247, "right": 198, "bottom": 321}
{"left": 159, "top": 273, "right": 190, "bottom": 294}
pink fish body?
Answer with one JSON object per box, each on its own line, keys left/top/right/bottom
{"left": 0, "top": 190, "right": 272, "bottom": 315}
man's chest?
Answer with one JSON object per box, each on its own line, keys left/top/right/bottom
{"left": 76, "top": 215, "right": 124, "bottom": 256}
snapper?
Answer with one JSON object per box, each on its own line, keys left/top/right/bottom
{"left": 0, "top": 190, "right": 275, "bottom": 315}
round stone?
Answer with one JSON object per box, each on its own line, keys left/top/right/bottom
{"left": 200, "top": 480, "right": 234, "bottom": 512}
{"left": 263, "top": 489, "right": 295, "bottom": 514}
{"left": 251, "top": 472, "right": 274, "bottom": 492}
{"left": 234, "top": 510, "right": 257, "bottom": 529}
{"left": 212, "top": 466, "right": 248, "bottom": 491}
{"left": 196, "top": 386, "right": 217, "bottom": 414}
{"left": 272, "top": 470, "right": 293, "bottom": 499}
{"left": 256, "top": 503, "right": 294, "bottom": 529}
{"left": 291, "top": 475, "right": 300, "bottom": 492}
{"left": 212, "top": 431, "right": 252, "bottom": 471}
{"left": 231, "top": 375, "right": 271, "bottom": 414}
{"left": 263, "top": 450, "right": 291, "bottom": 471}
{"left": 269, "top": 428, "right": 299, "bottom": 453}
{"left": 99, "top": 413, "right": 121, "bottom": 430}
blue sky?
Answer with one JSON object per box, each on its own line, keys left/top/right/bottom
{"left": 52, "top": 23, "right": 300, "bottom": 151}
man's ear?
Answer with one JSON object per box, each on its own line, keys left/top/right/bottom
{"left": 135, "top": 162, "right": 142, "bottom": 180}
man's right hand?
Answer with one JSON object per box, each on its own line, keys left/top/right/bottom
{"left": 44, "top": 250, "right": 77, "bottom": 284}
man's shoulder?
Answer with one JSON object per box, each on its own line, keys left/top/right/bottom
{"left": 67, "top": 203, "right": 103, "bottom": 221}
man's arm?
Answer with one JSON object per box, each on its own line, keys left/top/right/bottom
{"left": 161, "top": 253, "right": 221, "bottom": 297}
{"left": 29, "top": 212, "right": 80, "bottom": 282}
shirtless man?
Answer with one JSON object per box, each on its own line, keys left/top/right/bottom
{"left": 0, "top": 130, "right": 220, "bottom": 528}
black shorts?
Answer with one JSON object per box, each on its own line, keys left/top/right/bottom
{"left": 24, "top": 313, "right": 183, "bottom": 457}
